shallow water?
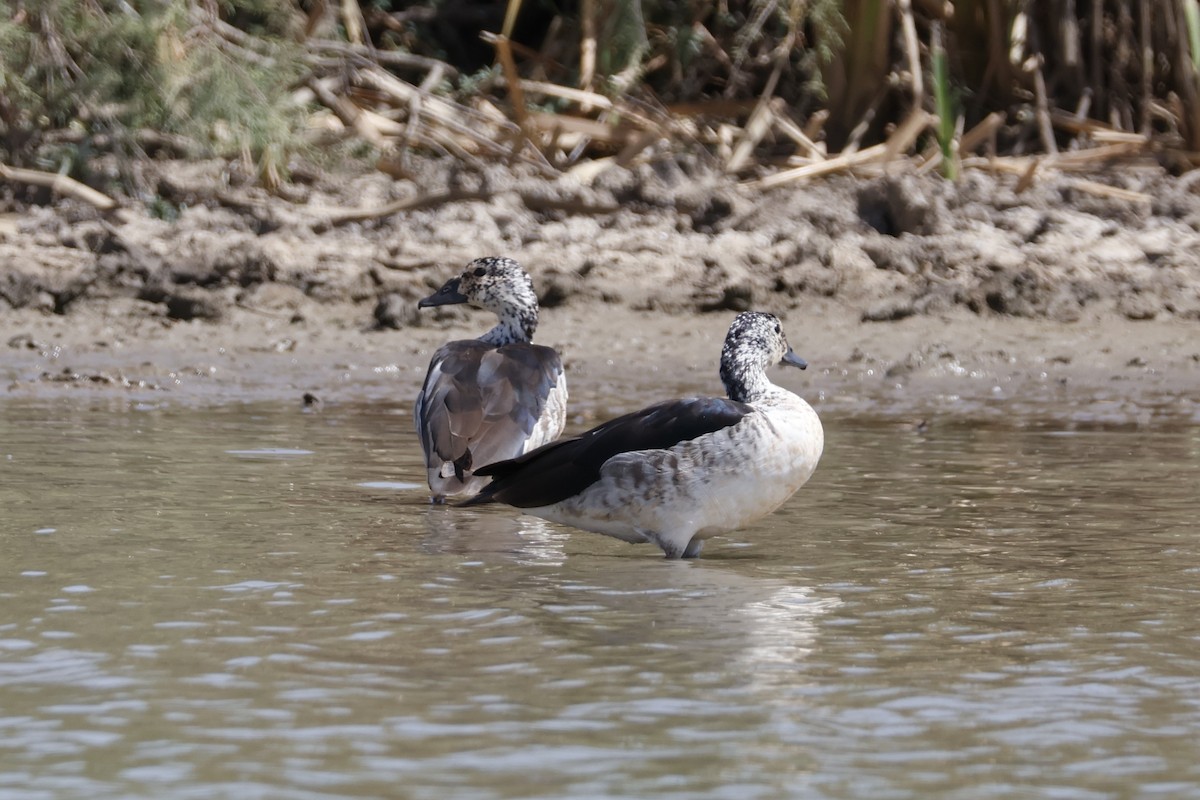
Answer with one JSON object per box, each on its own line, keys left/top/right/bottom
{"left": 2, "top": 399, "right": 1199, "bottom": 799}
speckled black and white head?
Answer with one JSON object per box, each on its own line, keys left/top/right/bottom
{"left": 419, "top": 256, "right": 540, "bottom": 345}
{"left": 718, "top": 311, "right": 807, "bottom": 403}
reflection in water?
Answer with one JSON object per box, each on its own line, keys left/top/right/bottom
{"left": 418, "top": 506, "right": 570, "bottom": 565}
{"left": 0, "top": 400, "right": 1198, "bottom": 798}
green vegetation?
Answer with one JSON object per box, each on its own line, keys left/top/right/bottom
{"left": 0, "top": 0, "right": 309, "bottom": 190}
{"left": 930, "top": 19, "right": 956, "bottom": 179}
{"left": 2, "top": 0, "right": 1200, "bottom": 199}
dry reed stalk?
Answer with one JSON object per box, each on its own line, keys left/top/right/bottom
{"left": 897, "top": 0, "right": 924, "bottom": 107}
{"left": 485, "top": 33, "right": 532, "bottom": 132}
{"left": 916, "top": 145, "right": 944, "bottom": 175}
{"left": 954, "top": 157, "right": 1039, "bottom": 174}
{"left": 357, "top": 108, "right": 406, "bottom": 137}
{"left": 525, "top": 112, "right": 635, "bottom": 145}
{"left": 501, "top": 0, "right": 523, "bottom": 38}
{"left": 769, "top": 99, "right": 826, "bottom": 160}
{"left": 1031, "top": 60, "right": 1058, "bottom": 156}
{"left": 1050, "top": 111, "right": 1150, "bottom": 145}
{"left": 310, "top": 188, "right": 492, "bottom": 232}
{"left": 503, "top": 77, "right": 671, "bottom": 138}
{"left": 1014, "top": 157, "right": 1040, "bottom": 193}
{"left": 305, "top": 77, "right": 390, "bottom": 147}
{"left": 354, "top": 66, "right": 526, "bottom": 160}
{"left": 1139, "top": 0, "right": 1152, "bottom": 136}
{"left": 803, "top": 110, "right": 830, "bottom": 143}
{"left": 959, "top": 111, "right": 1006, "bottom": 154}
{"left": 419, "top": 63, "right": 446, "bottom": 92}
{"left": 340, "top": 0, "right": 366, "bottom": 46}
{"left": 0, "top": 163, "right": 116, "bottom": 210}
{"left": 747, "top": 109, "right": 931, "bottom": 189}
{"left": 1051, "top": 141, "right": 1149, "bottom": 165}
{"left": 714, "top": 123, "right": 736, "bottom": 163}
{"left": 423, "top": 124, "right": 491, "bottom": 165}
{"left": 963, "top": 139, "right": 1156, "bottom": 183}
{"left": 305, "top": 40, "right": 459, "bottom": 76}
{"left": 513, "top": 79, "right": 614, "bottom": 111}
{"left": 780, "top": 155, "right": 824, "bottom": 167}
{"left": 726, "top": 18, "right": 796, "bottom": 173}
{"left": 728, "top": 9, "right": 803, "bottom": 170}
{"left": 473, "top": 99, "right": 511, "bottom": 124}
{"left": 401, "top": 85, "right": 425, "bottom": 154}
{"left": 725, "top": 99, "right": 775, "bottom": 172}
{"left": 882, "top": 109, "right": 935, "bottom": 162}
{"left": 1088, "top": 129, "right": 1151, "bottom": 145}
{"left": 579, "top": 0, "right": 596, "bottom": 101}
{"left": 1069, "top": 179, "right": 1152, "bottom": 203}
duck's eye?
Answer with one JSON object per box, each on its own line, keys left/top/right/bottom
{"left": 773, "top": 322, "right": 781, "bottom": 334}
{"left": 474, "top": 267, "right": 487, "bottom": 277}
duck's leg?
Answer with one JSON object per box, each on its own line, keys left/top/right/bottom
{"left": 650, "top": 531, "right": 701, "bottom": 559}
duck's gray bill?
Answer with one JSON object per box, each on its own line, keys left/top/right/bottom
{"left": 782, "top": 350, "right": 808, "bottom": 370}
{"left": 418, "top": 278, "right": 468, "bottom": 308}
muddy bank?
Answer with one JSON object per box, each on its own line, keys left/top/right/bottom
{"left": 1, "top": 159, "right": 1199, "bottom": 424}
{"left": 2, "top": 299, "right": 1198, "bottom": 428}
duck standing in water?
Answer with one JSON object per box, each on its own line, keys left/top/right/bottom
{"left": 415, "top": 257, "right": 567, "bottom": 503}
{"left": 460, "top": 312, "right": 823, "bottom": 558}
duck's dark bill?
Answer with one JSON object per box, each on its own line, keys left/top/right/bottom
{"left": 419, "top": 278, "right": 468, "bottom": 308}
{"left": 782, "top": 350, "right": 808, "bottom": 370}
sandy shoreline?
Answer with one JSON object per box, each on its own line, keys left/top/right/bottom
{"left": 3, "top": 298, "right": 1197, "bottom": 428}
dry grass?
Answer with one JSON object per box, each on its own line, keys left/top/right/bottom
{"left": 4, "top": 0, "right": 1200, "bottom": 207}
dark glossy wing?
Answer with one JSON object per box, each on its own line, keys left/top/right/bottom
{"left": 460, "top": 396, "right": 752, "bottom": 508}
{"left": 415, "top": 340, "right": 563, "bottom": 475}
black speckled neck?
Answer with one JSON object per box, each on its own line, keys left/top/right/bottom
{"left": 480, "top": 302, "right": 537, "bottom": 345}
{"left": 718, "top": 312, "right": 785, "bottom": 403}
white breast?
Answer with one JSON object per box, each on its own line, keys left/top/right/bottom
{"left": 531, "top": 391, "right": 823, "bottom": 555}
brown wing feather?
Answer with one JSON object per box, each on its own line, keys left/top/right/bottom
{"left": 416, "top": 341, "right": 488, "bottom": 470}
{"left": 415, "top": 340, "right": 565, "bottom": 492}
{"left": 463, "top": 343, "right": 564, "bottom": 469}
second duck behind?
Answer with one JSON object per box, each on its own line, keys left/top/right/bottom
{"left": 415, "top": 256, "right": 567, "bottom": 503}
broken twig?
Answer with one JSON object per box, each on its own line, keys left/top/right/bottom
{"left": 1, "top": 164, "right": 116, "bottom": 210}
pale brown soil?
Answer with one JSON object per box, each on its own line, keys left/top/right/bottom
{"left": 2, "top": 157, "right": 1199, "bottom": 426}
{"left": 2, "top": 299, "right": 1198, "bottom": 428}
